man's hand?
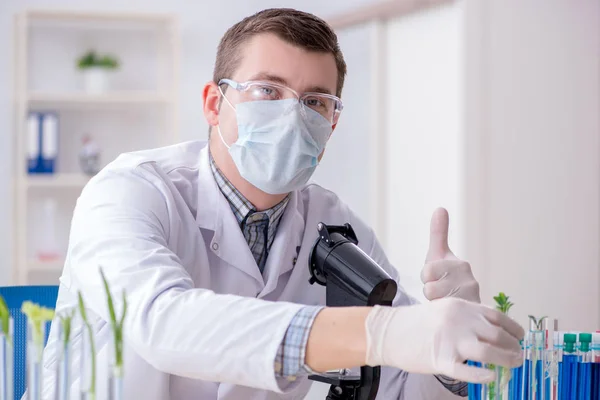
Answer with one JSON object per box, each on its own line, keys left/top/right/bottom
{"left": 421, "top": 208, "right": 480, "bottom": 303}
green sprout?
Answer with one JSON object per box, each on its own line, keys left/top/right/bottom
{"left": 528, "top": 315, "right": 547, "bottom": 331}
{"left": 78, "top": 292, "right": 96, "bottom": 399}
{"left": 58, "top": 309, "right": 76, "bottom": 351}
{"left": 21, "top": 301, "right": 54, "bottom": 362}
{"left": 0, "top": 295, "right": 11, "bottom": 346}
{"left": 486, "top": 292, "right": 516, "bottom": 399}
{"left": 100, "top": 268, "right": 127, "bottom": 376}
{"left": 493, "top": 292, "right": 514, "bottom": 314}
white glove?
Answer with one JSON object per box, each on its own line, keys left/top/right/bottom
{"left": 364, "top": 298, "right": 524, "bottom": 383}
{"left": 421, "top": 208, "right": 481, "bottom": 303}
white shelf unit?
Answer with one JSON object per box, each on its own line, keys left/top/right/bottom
{"left": 13, "top": 10, "right": 180, "bottom": 285}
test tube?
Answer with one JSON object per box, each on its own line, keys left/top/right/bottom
{"left": 556, "top": 332, "right": 564, "bottom": 400}
{"left": 108, "top": 335, "right": 124, "bottom": 400}
{"left": 27, "top": 321, "right": 46, "bottom": 400}
{"left": 522, "top": 332, "right": 531, "bottom": 400}
{"left": 577, "top": 333, "right": 591, "bottom": 400}
{"left": 592, "top": 333, "right": 600, "bottom": 400}
{"left": 55, "top": 319, "right": 72, "bottom": 400}
{"left": 0, "top": 318, "right": 13, "bottom": 400}
{"left": 562, "top": 334, "right": 578, "bottom": 400}
{"left": 543, "top": 319, "right": 558, "bottom": 400}
{"left": 79, "top": 327, "right": 96, "bottom": 400}
{"left": 528, "top": 321, "right": 545, "bottom": 400}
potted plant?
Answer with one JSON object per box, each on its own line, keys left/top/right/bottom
{"left": 77, "top": 50, "right": 120, "bottom": 94}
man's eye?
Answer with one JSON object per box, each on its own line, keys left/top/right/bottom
{"left": 305, "top": 97, "right": 327, "bottom": 109}
{"left": 252, "top": 85, "right": 279, "bottom": 99}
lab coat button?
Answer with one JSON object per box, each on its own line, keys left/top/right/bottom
{"left": 212, "top": 242, "right": 219, "bottom": 251}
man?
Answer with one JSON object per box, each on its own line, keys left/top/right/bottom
{"left": 41, "top": 8, "right": 523, "bottom": 399}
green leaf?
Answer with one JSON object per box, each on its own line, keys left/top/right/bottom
{"left": 78, "top": 292, "right": 96, "bottom": 396}
{"left": 58, "top": 309, "right": 75, "bottom": 350}
{"left": 100, "top": 268, "right": 127, "bottom": 368}
{"left": 0, "top": 295, "right": 10, "bottom": 345}
{"left": 77, "top": 50, "right": 119, "bottom": 70}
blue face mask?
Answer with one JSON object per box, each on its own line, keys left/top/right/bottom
{"left": 217, "top": 98, "right": 332, "bottom": 195}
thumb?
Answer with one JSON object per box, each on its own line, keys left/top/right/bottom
{"left": 445, "top": 363, "right": 495, "bottom": 384}
{"left": 426, "top": 208, "right": 455, "bottom": 262}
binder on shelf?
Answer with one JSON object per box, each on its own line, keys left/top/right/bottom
{"left": 27, "top": 111, "right": 59, "bottom": 175}
{"left": 26, "top": 112, "right": 41, "bottom": 174}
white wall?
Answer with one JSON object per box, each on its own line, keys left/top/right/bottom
{"left": 465, "top": 0, "right": 600, "bottom": 330}
{"left": 384, "top": 1, "right": 465, "bottom": 303}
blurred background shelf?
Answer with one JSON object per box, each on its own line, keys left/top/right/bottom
{"left": 27, "top": 91, "right": 173, "bottom": 108}
{"left": 13, "top": 10, "right": 180, "bottom": 285}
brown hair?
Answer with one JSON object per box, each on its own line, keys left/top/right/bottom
{"left": 213, "top": 8, "right": 347, "bottom": 97}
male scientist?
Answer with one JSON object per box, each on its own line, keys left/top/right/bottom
{"left": 41, "top": 8, "right": 524, "bottom": 399}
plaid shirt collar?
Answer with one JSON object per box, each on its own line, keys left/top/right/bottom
{"left": 208, "top": 149, "right": 289, "bottom": 238}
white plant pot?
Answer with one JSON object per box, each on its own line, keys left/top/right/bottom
{"left": 82, "top": 67, "right": 111, "bottom": 94}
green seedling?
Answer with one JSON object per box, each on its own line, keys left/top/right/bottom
{"left": 78, "top": 292, "right": 96, "bottom": 399}
{"left": 58, "top": 309, "right": 76, "bottom": 351}
{"left": 493, "top": 292, "right": 514, "bottom": 314}
{"left": 528, "top": 315, "right": 547, "bottom": 331}
{"left": 21, "top": 301, "right": 54, "bottom": 362}
{"left": 486, "top": 292, "right": 516, "bottom": 399}
{"left": 100, "top": 268, "right": 127, "bottom": 377}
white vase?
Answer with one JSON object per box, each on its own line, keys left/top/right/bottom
{"left": 82, "top": 67, "right": 110, "bottom": 94}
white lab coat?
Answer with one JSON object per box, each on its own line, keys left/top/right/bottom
{"left": 39, "top": 141, "right": 461, "bottom": 400}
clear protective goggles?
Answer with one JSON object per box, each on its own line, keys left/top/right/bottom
{"left": 218, "top": 78, "right": 343, "bottom": 124}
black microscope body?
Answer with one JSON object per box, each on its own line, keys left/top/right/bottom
{"left": 307, "top": 223, "right": 398, "bottom": 400}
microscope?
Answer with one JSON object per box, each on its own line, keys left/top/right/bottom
{"left": 307, "top": 223, "right": 398, "bottom": 400}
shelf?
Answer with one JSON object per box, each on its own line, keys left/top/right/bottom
{"left": 27, "top": 92, "right": 172, "bottom": 108}
{"left": 23, "top": 173, "right": 91, "bottom": 188}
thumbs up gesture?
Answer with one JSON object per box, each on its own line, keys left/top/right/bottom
{"left": 421, "top": 208, "right": 481, "bottom": 303}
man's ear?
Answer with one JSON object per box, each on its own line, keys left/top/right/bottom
{"left": 203, "top": 81, "right": 221, "bottom": 128}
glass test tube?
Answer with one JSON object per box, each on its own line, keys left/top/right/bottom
{"left": 55, "top": 319, "right": 72, "bottom": 400}
{"left": 522, "top": 332, "right": 532, "bottom": 400}
{"left": 529, "top": 327, "right": 545, "bottom": 400}
{"left": 592, "top": 333, "right": 600, "bottom": 400}
{"left": 0, "top": 318, "right": 13, "bottom": 400}
{"left": 79, "top": 325, "right": 96, "bottom": 400}
{"left": 108, "top": 335, "right": 123, "bottom": 400}
{"left": 577, "top": 333, "right": 591, "bottom": 400}
{"left": 562, "top": 333, "right": 578, "bottom": 400}
{"left": 27, "top": 321, "right": 46, "bottom": 400}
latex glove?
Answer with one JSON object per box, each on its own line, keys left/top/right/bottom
{"left": 421, "top": 208, "right": 481, "bottom": 303}
{"left": 365, "top": 298, "right": 524, "bottom": 383}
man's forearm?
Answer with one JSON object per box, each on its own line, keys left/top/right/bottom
{"left": 304, "top": 307, "right": 371, "bottom": 372}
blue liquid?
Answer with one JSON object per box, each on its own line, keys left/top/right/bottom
{"left": 535, "top": 359, "right": 543, "bottom": 397}
{"left": 522, "top": 360, "right": 530, "bottom": 400}
{"left": 511, "top": 365, "right": 522, "bottom": 400}
{"left": 578, "top": 361, "right": 590, "bottom": 400}
{"left": 558, "top": 360, "right": 564, "bottom": 400}
{"left": 468, "top": 360, "right": 481, "bottom": 400}
{"left": 592, "top": 362, "right": 600, "bottom": 400}
{"left": 561, "top": 354, "right": 578, "bottom": 400}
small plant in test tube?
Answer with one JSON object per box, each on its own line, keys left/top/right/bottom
{"left": 99, "top": 268, "right": 127, "bottom": 400}
{"left": 55, "top": 309, "right": 75, "bottom": 400}
{"left": 78, "top": 293, "right": 96, "bottom": 400}
{"left": 21, "top": 301, "right": 54, "bottom": 400}
{"left": 483, "top": 292, "right": 514, "bottom": 400}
